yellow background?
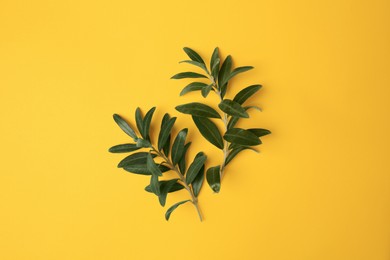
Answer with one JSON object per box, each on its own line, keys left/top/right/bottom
{"left": 1, "top": 0, "right": 389, "bottom": 259}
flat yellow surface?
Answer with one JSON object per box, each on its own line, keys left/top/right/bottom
{"left": 1, "top": 0, "right": 389, "bottom": 259}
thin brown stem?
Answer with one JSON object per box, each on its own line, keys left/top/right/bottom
{"left": 151, "top": 147, "right": 203, "bottom": 221}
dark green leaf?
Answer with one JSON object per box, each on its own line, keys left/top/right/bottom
{"left": 233, "top": 85, "right": 262, "bottom": 105}
{"left": 218, "top": 55, "right": 232, "bottom": 88}
{"left": 183, "top": 47, "right": 205, "bottom": 64}
{"left": 225, "top": 147, "right": 257, "bottom": 166}
{"left": 218, "top": 99, "right": 249, "bottom": 118}
{"left": 108, "top": 143, "right": 140, "bottom": 153}
{"left": 113, "top": 114, "right": 137, "bottom": 140}
{"left": 145, "top": 180, "right": 184, "bottom": 193}
{"left": 179, "top": 60, "right": 209, "bottom": 74}
{"left": 227, "top": 106, "right": 262, "bottom": 129}
{"left": 180, "top": 82, "right": 208, "bottom": 96}
{"left": 158, "top": 116, "right": 176, "bottom": 151}
{"left": 158, "top": 178, "right": 181, "bottom": 206}
{"left": 150, "top": 174, "right": 160, "bottom": 196}
{"left": 142, "top": 107, "right": 156, "bottom": 141}
{"left": 118, "top": 152, "right": 156, "bottom": 168}
{"left": 206, "top": 165, "right": 221, "bottom": 193}
{"left": 186, "top": 152, "right": 207, "bottom": 184}
{"left": 201, "top": 84, "right": 213, "bottom": 98}
{"left": 176, "top": 102, "right": 221, "bottom": 118}
{"left": 226, "top": 66, "right": 254, "bottom": 82}
{"left": 165, "top": 200, "right": 191, "bottom": 221}
{"left": 178, "top": 142, "right": 191, "bottom": 175}
{"left": 171, "top": 72, "right": 208, "bottom": 79}
{"left": 163, "top": 134, "right": 171, "bottom": 156}
{"left": 146, "top": 153, "right": 162, "bottom": 176}
{"left": 192, "top": 116, "right": 223, "bottom": 149}
{"left": 171, "top": 128, "right": 188, "bottom": 165}
{"left": 124, "top": 164, "right": 170, "bottom": 175}
{"left": 229, "top": 142, "right": 261, "bottom": 150}
{"left": 224, "top": 128, "right": 261, "bottom": 146}
{"left": 135, "top": 107, "right": 144, "bottom": 136}
{"left": 210, "top": 47, "right": 220, "bottom": 80}
{"left": 136, "top": 138, "right": 151, "bottom": 148}
{"left": 192, "top": 164, "right": 205, "bottom": 197}
{"left": 247, "top": 128, "right": 271, "bottom": 137}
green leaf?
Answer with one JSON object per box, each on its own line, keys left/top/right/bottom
{"left": 180, "top": 82, "right": 208, "bottom": 96}
{"left": 210, "top": 47, "right": 220, "bottom": 80}
{"left": 108, "top": 143, "right": 140, "bottom": 153}
{"left": 224, "top": 128, "right": 261, "bottom": 146}
{"left": 206, "top": 165, "right": 221, "bottom": 193}
{"left": 135, "top": 107, "right": 144, "bottom": 136}
{"left": 163, "top": 134, "right": 171, "bottom": 156}
{"left": 227, "top": 106, "right": 262, "bottom": 129}
{"left": 142, "top": 107, "right": 156, "bottom": 141}
{"left": 179, "top": 60, "right": 209, "bottom": 74}
{"left": 118, "top": 152, "right": 156, "bottom": 168}
{"left": 233, "top": 85, "right": 262, "bottom": 105}
{"left": 225, "top": 147, "right": 257, "bottom": 166}
{"left": 229, "top": 142, "right": 261, "bottom": 150}
{"left": 218, "top": 55, "right": 232, "bottom": 88}
{"left": 201, "top": 83, "right": 213, "bottom": 98}
{"left": 226, "top": 66, "right": 254, "bottom": 82}
{"left": 218, "top": 99, "right": 249, "bottom": 118}
{"left": 171, "top": 128, "right": 188, "bottom": 165}
{"left": 178, "top": 142, "right": 191, "bottom": 175}
{"left": 157, "top": 179, "right": 181, "bottom": 206}
{"left": 165, "top": 200, "right": 191, "bottom": 221}
{"left": 146, "top": 153, "right": 162, "bottom": 176}
{"left": 136, "top": 138, "right": 151, "bottom": 148}
{"left": 183, "top": 47, "right": 205, "bottom": 64}
{"left": 192, "top": 163, "right": 205, "bottom": 197}
{"left": 171, "top": 72, "right": 208, "bottom": 79}
{"left": 186, "top": 152, "right": 207, "bottom": 185}
{"left": 145, "top": 180, "right": 184, "bottom": 193}
{"left": 124, "top": 164, "right": 170, "bottom": 175}
{"left": 247, "top": 128, "right": 271, "bottom": 137}
{"left": 150, "top": 174, "right": 160, "bottom": 196}
{"left": 113, "top": 114, "right": 137, "bottom": 140}
{"left": 176, "top": 102, "right": 221, "bottom": 118}
{"left": 192, "top": 116, "right": 223, "bottom": 149}
{"left": 158, "top": 116, "right": 176, "bottom": 151}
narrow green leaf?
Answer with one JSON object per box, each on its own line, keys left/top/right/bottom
{"left": 113, "top": 114, "right": 137, "bottom": 140}
{"left": 247, "top": 128, "right": 271, "bottom": 137}
{"left": 158, "top": 116, "right": 176, "bottom": 151}
{"left": 183, "top": 47, "right": 205, "bottom": 64}
{"left": 224, "top": 128, "right": 261, "bottom": 146}
{"left": 206, "top": 165, "right": 221, "bottom": 193}
{"left": 227, "top": 106, "right": 262, "bottom": 129}
{"left": 226, "top": 66, "right": 254, "bottom": 82}
{"left": 136, "top": 138, "right": 151, "bottom": 148}
{"left": 146, "top": 153, "right": 162, "bottom": 176}
{"left": 180, "top": 82, "right": 208, "bottom": 96}
{"left": 171, "top": 128, "right": 188, "bottom": 165}
{"left": 158, "top": 179, "right": 181, "bottom": 207}
{"left": 150, "top": 174, "right": 160, "bottom": 196}
{"left": 108, "top": 143, "right": 140, "bottom": 153}
{"left": 179, "top": 142, "right": 192, "bottom": 175}
{"left": 118, "top": 152, "right": 156, "bottom": 168}
{"left": 165, "top": 200, "right": 191, "bottom": 221}
{"left": 135, "top": 107, "right": 144, "bottom": 136}
{"left": 124, "top": 164, "right": 170, "bottom": 175}
{"left": 145, "top": 180, "right": 184, "bottom": 193}
{"left": 201, "top": 84, "right": 213, "bottom": 98}
{"left": 210, "top": 47, "right": 220, "bottom": 80}
{"left": 192, "top": 116, "right": 223, "bottom": 149}
{"left": 229, "top": 142, "right": 261, "bottom": 150}
{"left": 163, "top": 134, "right": 171, "bottom": 156}
{"left": 176, "top": 102, "right": 221, "bottom": 118}
{"left": 233, "top": 85, "right": 262, "bottom": 105}
{"left": 225, "top": 147, "right": 257, "bottom": 166}
{"left": 141, "top": 107, "right": 156, "bottom": 141}
{"left": 218, "top": 55, "right": 232, "bottom": 88}
{"left": 218, "top": 99, "right": 249, "bottom": 118}
{"left": 186, "top": 152, "right": 207, "bottom": 184}
{"left": 179, "top": 60, "right": 209, "bottom": 74}
{"left": 192, "top": 164, "right": 205, "bottom": 197}
{"left": 171, "top": 72, "right": 208, "bottom": 79}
